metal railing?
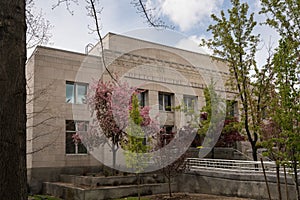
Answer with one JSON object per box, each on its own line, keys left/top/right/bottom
{"left": 186, "top": 158, "right": 277, "bottom": 173}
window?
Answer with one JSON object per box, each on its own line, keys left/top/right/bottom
{"left": 183, "top": 95, "right": 197, "bottom": 110}
{"left": 159, "top": 93, "right": 173, "bottom": 111}
{"left": 137, "top": 89, "right": 148, "bottom": 107}
{"left": 66, "top": 81, "right": 88, "bottom": 104}
{"left": 226, "top": 100, "right": 238, "bottom": 117}
{"left": 66, "top": 120, "right": 88, "bottom": 154}
{"left": 160, "top": 126, "right": 174, "bottom": 146}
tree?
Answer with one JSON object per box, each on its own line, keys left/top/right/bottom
{"left": 260, "top": 0, "right": 300, "bottom": 51}
{"left": 260, "top": 2, "right": 300, "bottom": 198}
{"left": 261, "top": 38, "right": 300, "bottom": 200}
{"left": 197, "top": 83, "right": 243, "bottom": 157}
{"left": 216, "top": 117, "right": 244, "bottom": 148}
{"left": 203, "top": 0, "right": 271, "bottom": 161}
{"left": 131, "top": 0, "right": 173, "bottom": 29}
{"left": 260, "top": 118, "right": 285, "bottom": 200}
{"left": 123, "top": 94, "right": 150, "bottom": 200}
{"left": 84, "top": 81, "right": 131, "bottom": 173}
{"left": 83, "top": 80, "right": 158, "bottom": 176}
{"left": 158, "top": 127, "right": 190, "bottom": 197}
{"left": 124, "top": 93, "right": 150, "bottom": 170}
{"left": 26, "top": 0, "right": 52, "bottom": 49}
{"left": 0, "top": 0, "right": 27, "bottom": 199}
{"left": 192, "top": 81, "right": 228, "bottom": 159}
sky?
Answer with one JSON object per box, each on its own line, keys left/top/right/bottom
{"left": 30, "top": 0, "right": 280, "bottom": 67}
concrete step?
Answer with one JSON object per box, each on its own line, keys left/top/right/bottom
{"left": 43, "top": 181, "right": 175, "bottom": 200}
{"left": 59, "top": 174, "right": 165, "bottom": 187}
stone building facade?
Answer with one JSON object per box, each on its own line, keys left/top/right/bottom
{"left": 26, "top": 32, "right": 238, "bottom": 191}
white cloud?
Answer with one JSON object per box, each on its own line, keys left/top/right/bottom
{"left": 157, "top": 0, "right": 223, "bottom": 31}
{"left": 175, "top": 35, "right": 213, "bottom": 55}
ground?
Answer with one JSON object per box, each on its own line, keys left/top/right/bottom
{"left": 144, "top": 193, "right": 254, "bottom": 200}
{"left": 29, "top": 193, "right": 255, "bottom": 200}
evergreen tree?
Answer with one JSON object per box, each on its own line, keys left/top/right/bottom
{"left": 124, "top": 94, "right": 149, "bottom": 200}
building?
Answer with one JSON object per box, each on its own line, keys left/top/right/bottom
{"left": 26, "top": 32, "right": 238, "bottom": 192}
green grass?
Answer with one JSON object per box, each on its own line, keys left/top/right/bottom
{"left": 28, "top": 195, "right": 62, "bottom": 200}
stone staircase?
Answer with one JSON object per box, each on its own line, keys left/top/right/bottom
{"left": 43, "top": 173, "right": 174, "bottom": 200}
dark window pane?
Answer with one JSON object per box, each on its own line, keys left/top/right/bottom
{"left": 66, "top": 120, "right": 75, "bottom": 131}
{"left": 165, "top": 126, "right": 173, "bottom": 134}
{"left": 66, "top": 120, "right": 88, "bottom": 154}
{"left": 78, "top": 143, "right": 87, "bottom": 154}
{"left": 164, "top": 94, "right": 171, "bottom": 111}
{"left": 159, "top": 94, "right": 163, "bottom": 110}
{"left": 66, "top": 132, "right": 75, "bottom": 154}
{"left": 161, "top": 126, "right": 174, "bottom": 145}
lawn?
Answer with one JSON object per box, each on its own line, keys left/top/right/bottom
{"left": 28, "top": 195, "right": 62, "bottom": 200}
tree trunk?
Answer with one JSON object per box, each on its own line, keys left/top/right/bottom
{"left": 112, "top": 144, "right": 117, "bottom": 175}
{"left": 283, "top": 165, "right": 289, "bottom": 200}
{"left": 168, "top": 175, "right": 172, "bottom": 197}
{"left": 293, "top": 159, "right": 300, "bottom": 200}
{"left": 276, "top": 163, "right": 282, "bottom": 200}
{"left": 261, "top": 158, "right": 272, "bottom": 200}
{"left": 251, "top": 142, "right": 258, "bottom": 161}
{"left": 0, "top": 1, "right": 27, "bottom": 200}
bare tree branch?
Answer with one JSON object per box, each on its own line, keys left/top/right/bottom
{"left": 86, "top": 0, "right": 118, "bottom": 83}
{"left": 26, "top": 0, "right": 52, "bottom": 49}
{"left": 52, "top": 0, "right": 79, "bottom": 15}
{"left": 131, "top": 0, "right": 173, "bottom": 29}
{"left": 27, "top": 135, "right": 59, "bottom": 154}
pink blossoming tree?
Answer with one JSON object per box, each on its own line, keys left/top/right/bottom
{"left": 76, "top": 80, "right": 159, "bottom": 172}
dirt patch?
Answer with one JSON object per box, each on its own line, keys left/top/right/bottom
{"left": 145, "top": 193, "right": 254, "bottom": 200}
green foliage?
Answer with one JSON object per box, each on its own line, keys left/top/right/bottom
{"left": 129, "top": 94, "right": 143, "bottom": 126}
{"left": 198, "top": 82, "right": 224, "bottom": 137}
{"left": 203, "top": 0, "right": 273, "bottom": 161}
{"left": 259, "top": 37, "right": 300, "bottom": 199}
{"left": 124, "top": 94, "right": 149, "bottom": 173}
{"left": 260, "top": 0, "right": 300, "bottom": 47}
{"left": 199, "top": 82, "right": 244, "bottom": 148}
{"left": 259, "top": 2, "right": 300, "bottom": 198}
{"left": 261, "top": 38, "right": 300, "bottom": 163}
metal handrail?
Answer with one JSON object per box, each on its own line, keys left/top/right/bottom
{"left": 186, "top": 158, "right": 277, "bottom": 173}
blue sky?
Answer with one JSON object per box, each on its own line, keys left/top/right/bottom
{"left": 31, "top": 0, "right": 279, "bottom": 67}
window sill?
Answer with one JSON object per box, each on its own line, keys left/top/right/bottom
{"left": 66, "top": 102, "right": 87, "bottom": 105}
{"left": 65, "top": 153, "right": 88, "bottom": 156}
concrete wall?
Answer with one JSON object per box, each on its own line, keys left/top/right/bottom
{"left": 41, "top": 169, "right": 300, "bottom": 200}
{"left": 177, "top": 170, "right": 299, "bottom": 200}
